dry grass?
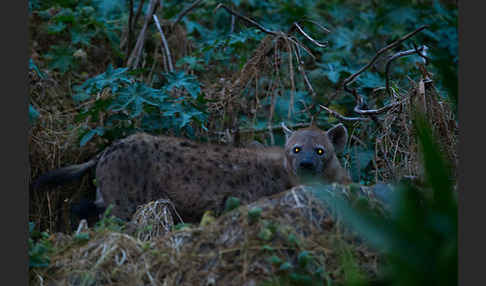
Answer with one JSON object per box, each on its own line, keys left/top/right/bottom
{"left": 373, "top": 78, "right": 457, "bottom": 182}
{"left": 31, "top": 186, "right": 383, "bottom": 286}
{"left": 29, "top": 68, "right": 101, "bottom": 233}
{"left": 29, "top": 23, "right": 326, "bottom": 232}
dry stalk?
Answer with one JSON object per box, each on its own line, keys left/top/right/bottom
{"left": 172, "top": 0, "right": 205, "bottom": 26}
{"left": 338, "top": 25, "right": 429, "bottom": 121}
{"left": 127, "top": 0, "right": 159, "bottom": 69}
{"left": 153, "top": 14, "right": 174, "bottom": 72}
{"left": 385, "top": 45, "right": 427, "bottom": 97}
{"left": 214, "top": 3, "right": 331, "bottom": 139}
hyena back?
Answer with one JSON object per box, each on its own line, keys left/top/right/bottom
{"left": 35, "top": 124, "right": 350, "bottom": 222}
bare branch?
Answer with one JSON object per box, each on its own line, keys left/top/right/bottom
{"left": 319, "top": 105, "right": 370, "bottom": 121}
{"left": 291, "top": 22, "right": 328, "bottom": 48}
{"left": 230, "top": 14, "right": 236, "bottom": 34}
{"left": 126, "top": 0, "right": 134, "bottom": 58}
{"left": 288, "top": 36, "right": 315, "bottom": 59}
{"left": 385, "top": 46, "right": 425, "bottom": 97}
{"left": 293, "top": 46, "right": 315, "bottom": 97}
{"left": 339, "top": 25, "right": 428, "bottom": 120}
{"left": 300, "top": 19, "right": 331, "bottom": 34}
{"left": 212, "top": 122, "right": 311, "bottom": 135}
{"left": 286, "top": 39, "right": 295, "bottom": 119}
{"left": 172, "top": 0, "right": 205, "bottom": 26}
{"left": 343, "top": 25, "right": 428, "bottom": 87}
{"left": 153, "top": 14, "right": 174, "bottom": 72}
{"left": 353, "top": 100, "right": 404, "bottom": 115}
{"left": 127, "top": 0, "right": 159, "bottom": 69}
{"left": 132, "top": 0, "right": 146, "bottom": 31}
{"left": 413, "top": 43, "right": 429, "bottom": 64}
{"left": 215, "top": 3, "right": 279, "bottom": 36}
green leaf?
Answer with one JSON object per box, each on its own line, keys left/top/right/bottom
{"left": 45, "top": 45, "right": 75, "bottom": 74}
{"left": 164, "top": 71, "right": 201, "bottom": 99}
{"left": 248, "top": 207, "right": 262, "bottom": 224}
{"left": 269, "top": 255, "right": 282, "bottom": 265}
{"left": 80, "top": 127, "right": 105, "bottom": 147}
{"left": 349, "top": 147, "right": 374, "bottom": 182}
{"left": 109, "top": 82, "right": 166, "bottom": 118}
{"left": 224, "top": 196, "right": 240, "bottom": 212}
{"left": 297, "top": 251, "right": 311, "bottom": 268}
{"left": 279, "top": 262, "right": 293, "bottom": 271}
{"left": 176, "top": 56, "right": 204, "bottom": 71}
{"left": 29, "top": 58, "right": 46, "bottom": 79}
{"left": 71, "top": 27, "right": 94, "bottom": 45}
{"left": 74, "top": 232, "right": 90, "bottom": 242}
{"left": 47, "top": 22, "right": 66, "bottom": 34}
{"left": 73, "top": 64, "right": 132, "bottom": 102}
{"left": 29, "top": 104, "right": 40, "bottom": 124}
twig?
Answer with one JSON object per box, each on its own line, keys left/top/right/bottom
{"left": 132, "top": 0, "right": 146, "bottom": 31}
{"left": 340, "top": 25, "right": 428, "bottom": 119}
{"left": 385, "top": 46, "right": 425, "bottom": 97}
{"left": 300, "top": 19, "right": 331, "bottom": 34}
{"left": 127, "top": 0, "right": 159, "bottom": 69}
{"left": 291, "top": 22, "right": 328, "bottom": 48}
{"left": 288, "top": 36, "right": 315, "bottom": 60}
{"left": 153, "top": 14, "right": 174, "bottom": 72}
{"left": 353, "top": 100, "right": 403, "bottom": 115}
{"left": 230, "top": 14, "right": 236, "bottom": 33}
{"left": 172, "top": 0, "right": 205, "bottom": 26}
{"left": 293, "top": 45, "right": 315, "bottom": 97}
{"left": 343, "top": 25, "right": 428, "bottom": 87}
{"left": 413, "top": 43, "right": 429, "bottom": 64}
{"left": 212, "top": 122, "right": 311, "bottom": 135}
{"left": 286, "top": 38, "right": 295, "bottom": 119}
{"left": 126, "top": 0, "right": 134, "bottom": 58}
{"left": 319, "top": 105, "right": 370, "bottom": 121}
{"left": 215, "top": 3, "right": 278, "bottom": 36}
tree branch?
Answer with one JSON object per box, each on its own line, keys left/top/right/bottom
{"left": 172, "top": 0, "right": 205, "bottom": 26}
{"left": 319, "top": 105, "right": 370, "bottom": 121}
{"left": 340, "top": 25, "right": 428, "bottom": 119}
{"left": 343, "top": 25, "right": 428, "bottom": 87}
{"left": 291, "top": 22, "right": 328, "bottom": 48}
{"left": 215, "top": 3, "right": 279, "bottom": 36}
{"left": 127, "top": 0, "right": 159, "bottom": 69}
{"left": 385, "top": 46, "right": 425, "bottom": 97}
{"left": 153, "top": 14, "right": 174, "bottom": 72}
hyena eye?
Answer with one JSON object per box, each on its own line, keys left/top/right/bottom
{"left": 293, "top": 147, "right": 301, "bottom": 154}
{"left": 316, "top": 148, "right": 324, "bottom": 155}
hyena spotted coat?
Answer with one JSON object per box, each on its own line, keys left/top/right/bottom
{"left": 34, "top": 124, "right": 351, "bottom": 222}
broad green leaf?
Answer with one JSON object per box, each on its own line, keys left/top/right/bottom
{"left": 29, "top": 104, "right": 40, "bottom": 124}
{"left": 80, "top": 127, "right": 105, "bottom": 147}
{"left": 45, "top": 45, "right": 75, "bottom": 74}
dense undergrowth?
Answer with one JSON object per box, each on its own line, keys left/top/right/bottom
{"left": 28, "top": 0, "right": 457, "bottom": 285}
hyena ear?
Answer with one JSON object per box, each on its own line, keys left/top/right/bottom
{"left": 281, "top": 122, "right": 294, "bottom": 142}
{"left": 326, "top": 123, "right": 348, "bottom": 153}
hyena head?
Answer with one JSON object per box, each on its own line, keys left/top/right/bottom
{"left": 282, "top": 123, "right": 348, "bottom": 181}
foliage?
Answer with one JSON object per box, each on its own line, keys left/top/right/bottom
{"left": 29, "top": 1, "right": 458, "bottom": 282}
{"left": 93, "top": 205, "right": 126, "bottom": 233}
{"left": 29, "top": 105, "right": 40, "bottom": 125}
{"left": 310, "top": 112, "right": 457, "bottom": 285}
{"left": 29, "top": 222, "right": 52, "bottom": 268}
{"left": 260, "top": 222, "right": 333, "bottom": 286}
{"left": 224, "top": 196, "right": 241, "bottom": 212}
{"left": 34, "top": 0, "right": 123, "bottom": 74}
{"left": 73, "top": 65, "right": 207, "bottom": 145}
{"left": 29, "top": 58, "right": 43, "bottom": 125}
{"left": 262, "top": 251, "right": 329, "bottom": 286}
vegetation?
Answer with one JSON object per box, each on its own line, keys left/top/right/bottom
{"left": 28, "top": 0, "right": 457, "bottom": 285}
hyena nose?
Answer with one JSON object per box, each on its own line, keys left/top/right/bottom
{"left": 299, "top": 161, "right": 315, "bottom": 171}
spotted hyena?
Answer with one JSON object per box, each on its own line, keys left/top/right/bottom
{"left": 34, "top": 123, "right": 350, "bottom": 222}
